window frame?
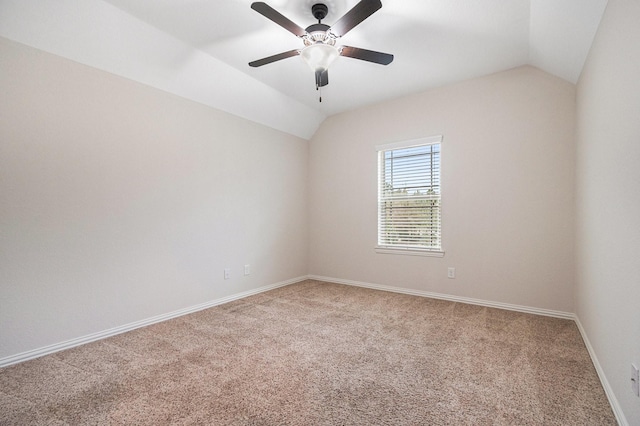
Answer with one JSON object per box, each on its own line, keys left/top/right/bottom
{"left": 375, "top": 135, "right": 444, "bottom": 257}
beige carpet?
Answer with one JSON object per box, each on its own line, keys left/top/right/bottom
{"left": 0, "top": 280, "right": 616, "bottom": 425}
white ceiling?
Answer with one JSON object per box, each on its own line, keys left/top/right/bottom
{"left": 0, "top": 0, "right": 607, "bottom": 139}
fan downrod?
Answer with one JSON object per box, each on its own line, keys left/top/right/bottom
{"left": 311, "top": 3, "right": 328, "bottom": 22}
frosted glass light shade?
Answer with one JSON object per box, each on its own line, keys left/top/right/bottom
{"left": 301, "top": 44, "right": 339, "bottom": 72}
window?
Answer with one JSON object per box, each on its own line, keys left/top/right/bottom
{"left": 376, "top": 136, "right": 443, "bottom": 256}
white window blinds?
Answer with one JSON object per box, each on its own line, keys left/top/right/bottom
{"left": 377, "top": 137, "right": 442, "bottom": 251}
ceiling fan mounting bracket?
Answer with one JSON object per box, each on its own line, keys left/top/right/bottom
{"left": 311, "top": 4, "right": 329, "bottom": 22}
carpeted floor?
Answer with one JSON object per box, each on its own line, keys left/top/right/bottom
{"left": 0, "top": 280, "right": 616, "bottom": 425}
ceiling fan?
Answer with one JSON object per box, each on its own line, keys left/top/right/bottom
{"left": 248, "top": 0, "right": 394, "bottom": 101}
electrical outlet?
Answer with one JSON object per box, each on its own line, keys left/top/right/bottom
{"left": 224, "top": 268, "right": 230, "bottom": 280}
{"left": 447, "top": 267, "right": 455, "bottom": 279}
{"left": 244, "top": 264, "right": 250, "bottom": 276}
{"left": 632, "top": 364, "right": 639, "bottom": 397}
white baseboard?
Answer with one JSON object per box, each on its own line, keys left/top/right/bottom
{"left": 309, "top": 274, "right": 574, "bottom": 319}
{"left": 0, "top": 275, "right": 308, "bottom": 368}
{"left": 574, "top": 316, "right": 628, "bottom": 426}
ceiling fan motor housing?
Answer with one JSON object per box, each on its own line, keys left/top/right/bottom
{"left": 303, "top": 23, "right": 336, "bottom": 46}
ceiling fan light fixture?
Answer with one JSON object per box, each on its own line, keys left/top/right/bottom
{"left": 300, "top": 43, "right": 339, "bottom": 73}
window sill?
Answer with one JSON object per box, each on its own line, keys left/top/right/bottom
{"left": 375, "top": 246, "right": 445, "bottom": 257}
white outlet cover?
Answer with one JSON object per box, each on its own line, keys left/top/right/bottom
{"left": 632, "top": 364, "right": 639, "bottom": 397}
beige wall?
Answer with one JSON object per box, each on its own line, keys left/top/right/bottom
{"left": 309, "top": 66, "right": 577, "bottom": 312}
{"left": 0, "top": 38, "right": 309, "bottom": 359}
{"left": 575, "top": 0, "right": 640, "bottom": 423}
{"left": 3, "top": 8, "right": 638, "bottom": 421}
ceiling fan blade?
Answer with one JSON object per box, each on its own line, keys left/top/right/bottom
{"left": 315, "top": 70, "right": 329, "bottom": 87}
{"left": 330, "top": 0, "right": 382, "bottom": 37}
{"left": 249, "top": 49, "right": 300, "bottom": 67}
{"left": 251, "top": 2, "right": 306, "bottom": 37}
{"left": 340, "top": 46, "right": 393, "bottom": 65}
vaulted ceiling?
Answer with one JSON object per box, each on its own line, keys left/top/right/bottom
{"left": 0, "top": 0, "right": 608, "bottom": 139}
